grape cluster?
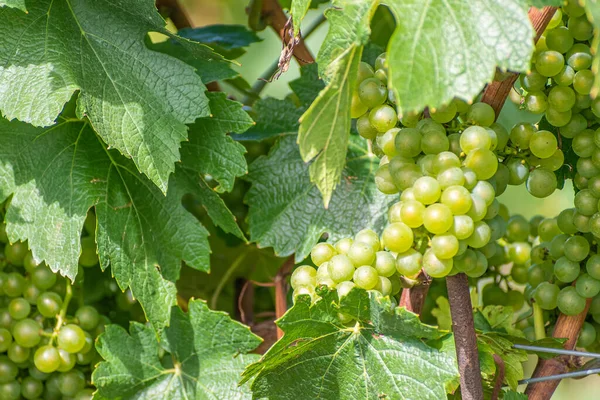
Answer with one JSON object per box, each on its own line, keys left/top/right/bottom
{"left": 0, "top": 212, "right": 106, "bottom": 399}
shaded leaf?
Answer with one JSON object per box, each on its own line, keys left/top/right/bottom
{"left": 237, "top": 98, "right": 303, "bottom": 141}
{"left": 0, "top": 0, "right": 25, "bottom": 11}
{"left": 94, "top": 300, "right": 261, "bottom": 399}
{"left": 291, "top": 0, "right": 311, "bottom": 35}
{"left": 246, "top": 135, "right": 394, "bottom": 262}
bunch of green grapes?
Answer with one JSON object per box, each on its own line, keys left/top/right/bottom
{"left": 0, "top": 212, "right": 109, "bottom": 399}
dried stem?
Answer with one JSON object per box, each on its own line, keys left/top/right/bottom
{"left": 155, "top": 0, "right": 193, "bottom": 28}
{"left": 480, "top": 6, "right": 558, "bottom": 118}
{"left": 525, "top": 299, "right": 592, "bottom": 400}
{"left": 446, "top": 273, "right": 483, "bottom": 400}
{"left": 399, "top": 269, "right": 431, "bottom": 315}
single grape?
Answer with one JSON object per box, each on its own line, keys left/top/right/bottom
{"left": 350, "top": 91, "right": 367, "bottom": 118}
{"left": 20, "top": 376, "right": 43, "bottom": 400}
{"left": 7, "top": 298, "right": 29, "bottom": 320}
{"left": 422, "top": 249, "right": 453, "bottom": 278}
{"left": 557, "top": 286, "right": 587, "bottom": 316}
{"left": 7, "top": 342, "right": 29, "bottom": 363}
{"left": 354, "top": 229, "right": 381, "bottom": 252}
{"left": 369, "top": 104, "right": 398, "bottom": 133}
{"left": 466, "top": 251, "right": 488, "bottom": 278}
{"left": 356, "top": 62, "right": 374, "bottom": 84}
{"left": 511, "top": 264, "right": 529, "bottom": 284}
{"left": 526, "top": 168, "right": 557, "bottom": 198}
{"left": 2, "top": 273, "right": 25, "bottom": 298}
{"left": 395, "top": 249, "right": 423, "bottom": 277}
{"left": 464, "top": 148, "right": 498, "bottom": 180}
{"left": 12, "top": 319, "right": 40, "bottom": 348}
{"left": 554, "top": 256, "right": 581, "bottom": 283}
{"left": 568, "top": 15, "right": 594, "bottom": 41}
{"left": 36, "top": 292, "right": 63, "bottom": 318}
{"left": 529, "top": 130, "right": 558, "bottom": 159}
{"left": 431, "top": 234, "right": 459, "bottom": 259}
{"left": 347, "top": 241, "right": 376, "bottom": 267}
{"left": 399, "top": 200, "right": 425, "bottom": 228}
{"left": 358, "top": 78, "right": 386, "bottom": 108}
{"left": 577, "top": 322, "right": 597, "bottom": 348}
{"left": 353, "top": 266, "right": 379, "bottom": 290}
{"left": 0, "top": 381, "right": 20, "bottom": 400}
{"left": 509, "top": 242, "right": 532, "bottom": 264}
{"left": 566, "top": 43, "right": 592, "bottom": 71}
{"left": 466, "top": 103, "right": 495, "bottom": 127}
{"left": 460, "top": 126, "right": 492, "bottom": 152}
{"left": 357, "top": 114, "right": 379, "bottom": 140}
{"left": 466, "top": 195, "right": 487, "bottom": 222}
{"left": 534, "top": 282, "right": 560, "bottom": 310}
{"left": 374, "top": 251, "right": 396, "bottom": 277}
{"left": 382, "top": 223, "right": 413, "bottom": 253}
{"left": 56, "top": 348, "right": 76, "bottom": 372}
{"left": 31, "top": 264, "right": 58, "bottom": 290}
{"left": 328, "top": 255, "right": 355, "bottom": 283}
{"left": 545, "top": 26, "right": 574, "bottom": 53}
{"left": 394, "top": 128, "right": 422, "bottom": 158}
{"left": 336, "top": 281, "right": 355, "bottom": 299}
{"left": 586, "top": 254, "right": 600, "bottom": 280}
{"left": 564, "top": 235, "right": 590, "bottom": 262}
{"left": 535, "top": 50, "right": 565, "bottom": 77}
{"left": 576, "top": 274, "right": 600, "bottom": 298}
{"left": 545, "top": 107, "right": 572, "bottom": 127}
{"left": 374, "top": 276, "right": 392, "bottom": 296}
{"left": 74, "top": 306, "right": 100, "bottom": 331}
{"left": 524, "top": 91, "right": 548, "bottom": 114}
{"left": 573, "top": 70, "right": 594, "bottom": 95}
{"left": 57, "top": 370, "right": 85, "bottom": 396}
{"left": 423, "top": 204, "right": 453, "bottom": 234}
{"left": 431, "top": 102, "right": 457, "bottom": 124}
{"left": 0, "top": 329, "right": 11, "bottom": 353}
{"left": 466, "top": 221, "right": 491, "bottom": 249}
{"left": 440, "top": 186, "right": 472, "bottom": 215}
{"left": 436, "top": 167, "right": 465, "bottom": 189}
{"left": 471, "top": 181, "right": 495, "bottom": 206}
{"left": 311, "top": 243, "right": 336, "bottom": 267}
{"left": 4, "top": 242, "right": 28, "bottom": 266}
{"left": 574, "top": 189, "right": 598, "bottom": 216}
{"left": 553, "top": 65, "right": 575, "bottom": 87}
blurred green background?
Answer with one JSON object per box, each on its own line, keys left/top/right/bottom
{"left": 175, "top": 0, "right": 600, "bottom": 397}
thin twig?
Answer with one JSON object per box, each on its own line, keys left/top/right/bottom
{"left": 491, "top": 354, "right": 505, "bottom": 400}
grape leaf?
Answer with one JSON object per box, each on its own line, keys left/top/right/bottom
{"left": 279, "top": 0, "right": 329, "bottom": 10}
{"left": 583, "top": 1, "right": 600, "bottom": 98}
{"left": 180, "top": 92, "right": 254, "bottom": 192}
{"left": 478, "top": 333, "right": 528, "bottom": 389}
{"left": 178, "top": 24, "right": 261, "bottom": 59}
{"left": 370, "top": 5, "right": 396, "bottom": 48}
{"left": 0, "top": 0, "right": 24, "bottom": 11}
{"left": 238, "top": 98, "right": 303, "bottom": 141}
{"left": 242, "top": 288, "right": 458, "bottom": 400}
{"left": 246, "top": 135, "right": 395, "bottom": 262}
{"left": 384, "top": 0, "right": 534, "bottom": 114}
{"left": 288, "top": 63, "right": 326, "bottom": 107}
{"left": 432, "top": 296, "right": 452, "bottom": 330}
{"left": 528, "top": 0, "right": 562, "bottom": 7}
{"left": 0, "top": 117, "right": 227, "bottom": 328}
{"left": 93, "top": 300, "right": 261, "bottom": 399}
{"left": 298, "top": 0, "right": 378, "bottom": 207}
{"left": 0, "top": 0, "right": 213, "bottom": 192}
{"left": 291, "top": 0, "right": 311, "bottom": 35}
{"left": 504, "top": 390, "right": 528, "bottom": 400}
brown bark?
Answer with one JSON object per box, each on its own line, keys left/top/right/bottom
{"left": 399, "top": 270, "right": 431, "bottom": 315}
{"left": 525, "top": 299, "right": 592, "bottom": 400}
{"left": 446, "top": 273, "right": 484, "bottom": 400}
{"left": 274, "top": 256, "right": 295, "bottom": 339}
{"left": 480, "top": 6, "right": 559, "bottom": 118}
{"left": 155, "top": 0, "right": 193, "bottom": 28}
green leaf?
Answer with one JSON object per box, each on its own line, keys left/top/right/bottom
{"left": 503, "top": 390, "right": 528, "bottom": 400}
{"left": 246, "top": 135, "right": 395, "bottom": 262}
{"left": 237, "top": 98, "right": 302, "bottom": 141}
{"left": 432, "top": 296, "right": 452, "bottom": 330}
{"left": 476, "top": 306, "right": 525, "bottom": 338}
{"left": 384, "top": 0, "right": 534, "bottom": 114}
{"left": 370, "top": 5, "right": 396, "bottom": 48}
{"left": 529, "top": 0, "right": 562, "bottom": 7}
{"left": 0, "top": 117, "right": 217, "bottom": 328}
{"left": 298, "top": 0, "right": 378, "bottom": 207}
{"left": 180, "top": 92, "right": 254, "bottom": 192}
{"left": 291, "top": 0, "right": 311, "bottom": 35}
{"left": 288, "top": 63, "right": 326, "bottom": 107}
{"left": 178, "top": 24, "right": 261, "bottom": 51}
{"left": 0, "top": 0, "right": 211, "bottom": 192}
{"left": 94, "top": 300, "right": 261, "bottom": 399}
{"left": 242, "top": 289, "right": 458, "bottom": 399}
{"left": 478, "top": 333, "right": 529, "bottom": 389}
{"left": 584, "top": 1, "right": 600, "bottom": 98}
{"left": 0, "top": 0, "right": 25, "bottom": 11}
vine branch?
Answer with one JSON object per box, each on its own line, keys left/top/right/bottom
{"left": 399, "top": 269, "right": 431, "bottom": 315}
{"left": 275, "top": 256, "right": 295, "bottom": 339}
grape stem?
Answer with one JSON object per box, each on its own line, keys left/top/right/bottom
{"left": 49, "top": 279, "right": 73, "bottom": 346}
{"left": 398, "top": 269, "right": 431, "bottom": 315}
{"left": 491, "top": 354, "right": 505, "bottom": 400}
{"left": 532, "top": 303, "right": 546, "bottom": 340}
{"left": 446, "top": 273, "right": 484, "bottom": 400}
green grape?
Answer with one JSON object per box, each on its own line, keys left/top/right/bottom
{"left": 12, "top": 319, "right": 40, "bottom": 348}
{"left": 423, "top": 204, "right": 453, "bottom": 234}
{"left": 591, "top": 294, "right": 600, "bottom": 314}
{"left": 369, "top": 104, "right": 398, "bottom": 133}
{"left": 395, "top": 249, "right": 423, "bottom": 277}
{"left": 20, "top": 377, "right": 43, "bottom": 400}
{"left": 548, "top": 86, "right": 576, "bottom": 112}
{"left": 350, "top": 91, "right": 367, "bottom": 118}
{"left": 357, "top": 114, "right": 379, "bottom": 140}
{"left": 290, "top": 266, "right": 316, "bottom": 289}
{"left": 471, "top": 181, "right": 495, "bottom": 206}
{"left": 374, "top": 53, "right": 387, "bottom": 71}
{"left": 292, "top": 286, "right": 315, "bottom": 302}
{"left": 507, "top": 290, "right": 525, "bottom": 309}
{"left": 466, "top": 221, "right": 491, "bottom": 249}
{"left": 588, "top": 176, "right": 600, "bottom": 197}
{"left": 36, "top": 292, "right": 62, "bottom": 318}
{"left": 422, "top": 249, "right": 453, "bottom": 278}
{"left": 74, "top": 306, "right": 99, "bottom": 331}
{"left": 7, "top": 298, "right": 29, "bottom": 320}
{"left": 466, "top": 195, "right": 487, "bottom": 222}
{"left": 545, "top": 107, "right": 572, "bottom": 127}
{"left": 534, "top": 282, "right": 560, "bottom": 310}
{"left": 328, "top": 255, "right": 355, "bottom": 283}
{"left": 22, "top": 281, "right": 41, "bottom": 305}
{"left": 573, "top": 70, "right": 594, "bottom": 95}
{"left": 358, "top": 78, "right": 386, "bottom": 108}
{"left": 506, "top": 158, "right": 529, "bottom": 185}
{"left": 554, "top": 256, "right": 581, "bottom": 283}
{"left": 431, "top": 234, "right": 459, "bottom": 259}
{"left": 440, "top": 185, "right": 472, "bottom": 215}
{"left": 530, "top": 214, "right": 544, "bottom": 236}
{"left": 508, "top": 242, "right": 532, "bottom": 264}
{"left": 0, "top": 381, "right": 20, "bottom": 400}
{"left": 524, "top": 91, "right": 548, "bottom": 114}
{"left": 412, "top": 176, "right": 441, "bottom": 205}
{"left": 577, "top": 322, "right": 597, "bottom": 348}
{"left": 374, "top": 276, "right": 392, "bottom": 296}
{"left": 574, "top": 174, "right": 588, "bottom": 190}
{"left": 377, "top": 128, "right": 400, "bottom": 157}
{"left": 566, "top": 43, "right": 592, "bottom": 71}
{"left": 0, "top": 328, "right": 11, "bottom": 352}
{"left": 492, "top": 164, "right": 509, "bottom": 196}
{"left": 466, "top": 251, "right": 488, "bottom": 278}
{"left": 0, "top": 356, "right": 17, "bottom": 384}
{"left": 511, "top": 264, "right": 528, "bottom": 284}
{"left": 58, "top": 370, "right": 85, "bottom": 396}
{"left": 433, "top": 151, "right": 461, "bottom": 174}
{"left": 353, "top": 266, "right": 379, "bottom": 290}
{"left": 574, "top": 189, "right": 598, "bottom": 216}
{"left": 586, "top": 254, "right": 600, "bottom": 280}
{"left": 0, "top": 310, "right": 12, "bottom": 330}
{"left": 374, "top": 251, "right": 396, "bottom": 277}
{"left": 564, "top": 235, "right": 590, "bottom": 262}
{"left": 572, "top": 129, "right": 595, "bottom": 157}
{"left": 466, "top": 103, "right": 495, "bottom": 127}
{"left": 354, "top": 229, "right": 381, "bottom": 252}
{"left": 3, "top": 273, "right": 25, "bottom": 298}
{"left": 7, "top": 342, "right": 29, "bottom": 363}
{"left": 529, "top": 130, "right": 557, "bottom": 159}
{"left": 460, "top": 126, "right": 492, "bottom": 152}
{"left": 535, "top": 50, "right": 565, "bottom": 77}
{"left": 79, "top": 236, "right": 98, "bottom": 267}
{"left": 388, "top": 201, "right": 403, "bottom": 223}
{"left": 482, "top": 284, "right": 507, "bottom": 306}
{"left": 545, "top": 26, "right": 574, "bottom": 53}
{"left": 44, "top": 374, "right": 62, "bottom": 399}
{"left": 4, "top": 242, "right": 27, "bottom": 266}
{"left": 394, "top": 128, "right": 422, "bottom": 158}
{"left": 557, "top": 209, "right": 578, "bottom": 234}
{"left": 573, "top": 211, "right": 591, "bottom": 233}
{"left": 526, "top": 168, "right": 557, "bottom": 198}
{"left": 487, "top": 215, "right": 507, "bottom": 241}
{"left": 464, "top": 148, "right": 498, "bottom": 180}
{"left": 576, "top": 157, "right": 600, "bottom": 178}
{"left": 399, "top": 200, "right": 425, "bottom": 228}
{"left": 521, "top": 70, "right": 547, "bottom": 91}
{"left": 568, "top": 15, "right": 593, "bottom": 41}
{"left": 575, "top": 93, "right": 592, "bottom": 109}
{"left": 557, "top": 286, "right": 587, "bottom": 316}
{"left": 553, "top": 65, "right": 575, "bottom": 86}
{"left": 590, "top": 213, "right": 600, "bottom": 238}
{"left": 390, "top": 162, "right": 421, "bottom": 191}
{"left": 528, "top": 262, "right": 552, "bottom": 288}
{"left": 356, "top": 61, "right": 374, "bottom": 84}
{"left": 592, "top": 98, "right": 600, "bottom": 118}
{"left": 336, "top": 281, "right": 355, "bottom": 299}
{"left": 430, "top": 102, "right": 457, "bottom": 123}
{"left": 453, "top": 249, "right": 477, "bottom": 273}
{"left": 421, "top": 130, "right": 449, "bottom": 155}
{"left": 311, "top": 243, "right": 336, "bottom": 267}
{"left": 401, "top": 111, "right": 421, "bottom": 128}
{"left": 576, "top": 273, "right": 600, "bottom": 298}
{"left": 449, "top": 215, "right": 475, "bottom": 240}
{"left": 436, "top": 167, "right": 466, "bottom": 189}
{"left": 57, "top": 324, "right": 86, "bottom": 354}
{"left": 382, "top": 223, "right": 413, "bottom": 253}
{"left": 347, "top": 241, "right": 376, "bottom": 267}
{"left": 480, "top": 242, "right": 497, "bottom": 259}
{"left": 563, "top": 0, "right": 586, "bottom": 17}
{"left": 57, "top": 348, "right": 76, "bottom": 372}
{"left": 462, "top": 167, "right": 478, "bottom": 190}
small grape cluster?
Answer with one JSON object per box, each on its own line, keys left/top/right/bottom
{"left": 0, "top": 214, "right": 105, "bottom": 399}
